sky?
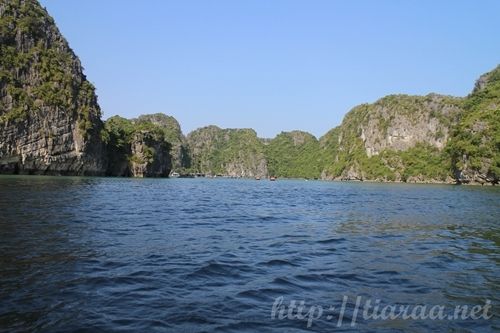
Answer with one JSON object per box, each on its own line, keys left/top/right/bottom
{"left": 39, "top": 0, "right": 500, "bottom": 138}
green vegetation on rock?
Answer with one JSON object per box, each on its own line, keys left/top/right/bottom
{"left": 187, "top": 126, "right": 267, "bottom": 177}
{"left": 103, "top": 115, "right": 172, "bottom": 177}
{"left": 447, "top": 65, "right": 500, "bottom": 183}
{"left": 0, "top": 1, "right": 498, "bottom": 182}
{"left": 0, "top": 0, "right": 106, "bottom": 175}
{"left": 265, "top": 131, "right": 323, "bottom": 178}
{"left": 0, "top": 0, "right": 101, "bottom": 135}
{"left": 135, "top": 114, "right": 190, "bottom": 171}
{"left": 319, "top": 93, "right": 463, "bottom": 182}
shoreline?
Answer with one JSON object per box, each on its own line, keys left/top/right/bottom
{"left": 0, "top": 173, "right": 496, "bottom": 186}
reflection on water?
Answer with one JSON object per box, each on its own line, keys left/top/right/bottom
{"left": 0, "top": 176, "right": 498, "bottom": 332}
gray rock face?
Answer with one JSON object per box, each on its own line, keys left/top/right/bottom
{"left": 357, "top": 94, "right": 463, "bottom": 157}
{"left": 319, "top": 94, "right": 465, "bottom": 183}
{"left": 1, "top": 1, "right": 497, "bottom": 183}
{"left": 0, "top": 0, "right": 106, "bottom": 175}
{"left": 102, "top": 115, "right": 173, "bottom": 177}
{"left": 134, "top": 114, "right": 189, "bottom": 171}
{"left": 472, "top": 70, "right": 491, "bottom": 94}
{"left": 129, "top": 132, "right": 171, "bottom": 177}
{"left": 0, "top": 107, "right": 104, "bottom": 175}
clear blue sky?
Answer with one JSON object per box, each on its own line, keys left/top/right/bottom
{"left": 39, "top": 0, "right": 499, "bottom": 138}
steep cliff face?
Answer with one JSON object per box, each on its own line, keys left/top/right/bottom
{"left": 2, "top": 0, "right": 496, "bottom": 183}
{"left": 0, "top": 0, "right": 106, "bottom": 175}
{"left": 128, "top": 131, "right": 171, "bottom": 177}
{"left": 103, "top": 115, "right": 172, "bottom": 177}
{"left": 319, "top": 94, "right": 464, "bottom": 182}
{"left": 187, "top": 125, "right": 268, "bottom": 177}
{"left": 448, "top": 66, "right": 500, "bottom": 184}
{"left": 134, "top": 113, "right": 189, "bottom": 172}
{"left": 355, "top": 94, "right": 463, "bottom": 157}
{"left": 265, "top": 130, "right": 323, "bottom": 178}
{"left": 319, "top": 66, "right": 499, "bottom": 185}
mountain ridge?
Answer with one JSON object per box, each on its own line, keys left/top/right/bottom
{"left": 153, "top": 66, "right": 498, "bottom": 185}
{"left": 0, "top": 0, "right": 498, "bottom": 184}
{"left": 0, "top": 0, "right": 172, "bottom": 177}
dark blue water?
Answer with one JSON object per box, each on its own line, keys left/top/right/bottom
{"left": 0, "top": 176, "right": 498, "bottom": 332}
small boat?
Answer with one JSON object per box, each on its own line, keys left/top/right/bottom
{"left": 269, "top": 176, "right": 276, "bottom": 181}
{"left": 255, "top": 177, "right": 261, "bottom": 180}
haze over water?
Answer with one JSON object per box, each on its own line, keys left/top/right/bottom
{"left": 0, "top": 176, "right": 498, "bottom": 332}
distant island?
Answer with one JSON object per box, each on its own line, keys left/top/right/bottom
{"left": 0, "top": 0, "right": 498, "bottom": 185}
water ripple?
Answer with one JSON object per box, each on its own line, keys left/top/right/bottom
{"left": 0, "top": 176, "right": 498, "bottom": 332}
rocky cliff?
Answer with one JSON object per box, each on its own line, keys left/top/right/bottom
{"left": 448, "top": 65, "right": 500, "bottom": 184}
{"left": 0, "top": 1, "right": 174, "bottom": 178}
{"left": 103, "top": 116, "right": 172, "bottom": 177}
{"left": 134, "top": 113, "right": 190, "bottom": 172}
{"left": 179, "top": 64, "right": 499, "bottom": 184}
{"left": 318, "top": 66, "right": 499, "bottom": 185}
{"left": 128, "top": 131, "right": 171, "bottom": 178}
{"left": 183, "top": 128, "right": 323, "bottom": 179}
{"left": 319, "top": 94, "right": 464, "bottom": 182}
{"left": 0, "top": 0, "right": 106, "bottom": 175}
{"left": 1, "top": 2, "right": 497, "bottom": 183}
{"left": 186, "top": 125, "right": 268, "bottom": 177}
